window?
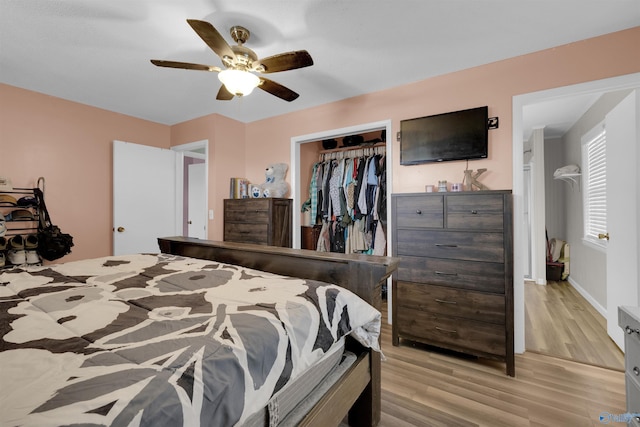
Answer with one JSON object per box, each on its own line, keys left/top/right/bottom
{"left": 581, "top": 122, "right": 607, "bottom": 250}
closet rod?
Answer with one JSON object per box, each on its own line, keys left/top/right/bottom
{"left": 319, "top": 142, "right": 386, "bottom": 155}
{"left": 319, "top": 143, "right": 386, "bottom": 161}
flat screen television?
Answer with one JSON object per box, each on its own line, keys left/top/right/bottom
{"left": 400, "top": 106, "right": 488, "bottom": 165}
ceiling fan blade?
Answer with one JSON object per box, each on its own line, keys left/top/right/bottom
{"left": 187, "top": 19, "right": 236, "bottom": 61}
{"left": 150, "top": 59, "right": 221, "bottom": 72}
{"left": 216, "top": 84, "right": 235, "bottom": 101}
{"left": 255, "top": 50, "right": 313, "bottom": 73}
{"left": 258, "top": 77, "right": 299, "bottom": 102}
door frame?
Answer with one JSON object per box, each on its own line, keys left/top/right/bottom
{"left": 512, "top": 72, "right": 640, "bottom": 354}
{"left": 172, "top": 140, "right": 209, "bottom": 239}
{"left": 522, "top": 163, "right": 532, "bottom": 279}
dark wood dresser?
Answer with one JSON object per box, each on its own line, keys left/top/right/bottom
{"left": 619, "top": 306, "right": 640, "bottom": 426}
{"left": 223, "top": 198, "right": 292, "bottom": 247}
{"left": 301, "top": 225, "right": 322, "bottom": 250}
{"left": 391, "top": 190, "right": 514, "bottom": 376}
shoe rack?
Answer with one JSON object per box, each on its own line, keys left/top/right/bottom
{"left": 0, "top": 180, "right": 42, "bottom": 268}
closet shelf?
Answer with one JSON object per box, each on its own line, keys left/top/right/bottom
{"left": 554, "top": 173, "right": 581, "bottom": 189}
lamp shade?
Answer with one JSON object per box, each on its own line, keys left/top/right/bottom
{"left": 218, "top": 69, "right": 260, "bottom": 96}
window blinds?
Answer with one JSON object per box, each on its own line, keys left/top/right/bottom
{"left": 582, "top": 125, "right": 607, "bottom": 247}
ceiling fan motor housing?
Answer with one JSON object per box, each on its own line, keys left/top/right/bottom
{"left": 229, "top": 45, "right": 258, "bottom": 69}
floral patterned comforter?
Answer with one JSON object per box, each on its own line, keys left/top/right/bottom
{"left": 0, "top": 253, "right": 381, "bottom": 427}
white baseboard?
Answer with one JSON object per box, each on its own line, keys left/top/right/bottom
{"left": 567, "top": 277, "right": 607, "bottom": 317}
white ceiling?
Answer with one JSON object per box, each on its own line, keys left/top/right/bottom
{"left": 1, "top": 0, "right": 639, "bottom": 129}
{"left": 522, "top": 92, "right": 603, "bottom": 141}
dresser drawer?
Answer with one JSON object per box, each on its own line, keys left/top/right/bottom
{"left": 224, "top": 199, "right": 271, "bottom": 223}
{"left": 224, "top": 223, "right": 269, "bottom": 244}
{"left": 627, "top": 373, "right": 640, "bottom": 414}
{"left": 626, "top": 328, "right": 640, "bottom": 377}
{"left": 397, "top": 256, "right": 505, "bottom": 293}
{"left": 395, "top": 229, "right": 504, "bottom": 263}
{"left": 397, "top": 308, "right": 505, "bottom": 357}
{"left": 446, "top": 194, "right": 504, "bottom": 230}
{"left": 394, "top": 195, "right": 443, "bottom": 228}
{"left": 396, "top": 281, "right": 505, "bottom": 324}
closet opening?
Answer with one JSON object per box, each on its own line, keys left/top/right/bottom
{"left": 290, "top": 120, "right": 393, "bottom": 319}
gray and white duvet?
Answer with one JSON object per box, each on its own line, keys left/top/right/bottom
{"left": 0, "top": 253, "right": 381, "bottom": 427}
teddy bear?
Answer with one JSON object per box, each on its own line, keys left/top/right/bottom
{"left": 256, "top": 163, "right": 290, "bottom": 198}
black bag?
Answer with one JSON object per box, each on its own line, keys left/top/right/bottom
{"left": 34, "top": 188, "right": 74, "bottom": 261}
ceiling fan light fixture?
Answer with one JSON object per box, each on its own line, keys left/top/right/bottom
{"left": 218, "top": 69, "right": 260, "bottom": 96}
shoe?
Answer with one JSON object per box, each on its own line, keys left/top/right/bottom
{"left": 10, "top": 209, "right": 35, "bottom": 221}
{"left": 0, "top": 194, "right": 17, "bottom": 206}
{"left": 26, "top": 250, "right": 40, "bottom": 265}
{"left": 25, "top": 234, "right": 38, "bottom": 249}
{"left": 17, "top": 196, "right": 38, "bottom": 208}
{"left": 8, "top": 235, "right": 24, "bottom": 250}
{"left": 8, "top": 249, "right": 26, "bottom": 265}
{"left": 0, "top": 236, "right": 6, "bottom": 251}
{"left": 0, "top": 215, "right": 5, "bottom": 237}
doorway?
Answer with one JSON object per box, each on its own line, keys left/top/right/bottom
{"left": 113, "top": 140, "right": 208, "bottom": 256}
{"left": 172, "top": 140, "right": 209, "bottom": 240}
{"left": 512, "top": 72, "right": 640, "bottom": 364}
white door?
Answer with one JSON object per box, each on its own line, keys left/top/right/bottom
{"left": 606, "top": 90, "right": 638, "bottom": 350}
{"left": 187, "top": 162, "right": 207, "bottom": 238}
{"left": 113, "top": 140, "right": 179, "bottom": 255}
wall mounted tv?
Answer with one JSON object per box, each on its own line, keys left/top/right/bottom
{"left": 400, "top": 106, "right": 488, "bottom": 165}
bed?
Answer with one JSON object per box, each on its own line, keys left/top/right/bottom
{"left": 0, "top": 236, "right": 398, "bottom": 427}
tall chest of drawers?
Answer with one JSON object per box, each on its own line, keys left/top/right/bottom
{"left": 391, "top": 190, "right": 514, "bottom": 376}
{"left": 223, "top": 198, "right": 292, "bottom": 247}
{"left": 619, "top": 306, "right": 640, "bottom": 427}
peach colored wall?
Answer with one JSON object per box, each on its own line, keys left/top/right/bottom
{"left": 170, "top": 113, "right": 245, "bottom": 240}
{"left": 0, "top": 84, "right": 170, "bottom": 262}
{"left": 245, "top": 27, "right": 640, "bottom": 195}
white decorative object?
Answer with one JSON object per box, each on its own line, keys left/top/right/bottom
{"left": 257, "top": 163, "right": 290, "bottom": 198}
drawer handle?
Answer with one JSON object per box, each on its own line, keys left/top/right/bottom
{"left": 416, "top": 209, "right": 422, "bottom": 215}
{"left": 435, "top": 271, "right": 458, "bottom": 277}
{"left": 626, "top": 325, "right": 640, "bottom": 335}
{"left": 435, "top": 326, "right": 457, "bottom": 334}
{"left": 434, "top": 244, "right": 458, "bottom": 248}
{"left": 634, "top": 366, "right": 639, "bottom": 376}
{"left": 435, "top": 298, "right": 457, "bottom": 305}
{"left": 471, "top": 210, "right": 478, "bottom": 214}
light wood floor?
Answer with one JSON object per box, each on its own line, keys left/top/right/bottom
{"left": 378, "top": 303, "right": 626, "bottom": 427}
{"left": 524, "top": 280, "right": 625, "bottom": 370}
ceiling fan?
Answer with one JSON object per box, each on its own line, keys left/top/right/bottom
{"left": 151, "top": 19, "right": 313, "bottom": 102}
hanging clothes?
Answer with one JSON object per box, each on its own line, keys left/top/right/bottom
{"left": 309, "top": 162, "right": 320, "bottom": 225}
{"left": 329, "top": 159, "right": 345, "bottom": 219}
{"left": 308, "top": 145, "right": 387, "bottom": 256}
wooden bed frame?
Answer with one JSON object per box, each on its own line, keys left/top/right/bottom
{"left": 158, "top": 237, "right": 398, "bottom": 427}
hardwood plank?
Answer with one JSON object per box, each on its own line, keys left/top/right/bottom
{"left": 379, "top": 302, "right": 625, "bottom": 426}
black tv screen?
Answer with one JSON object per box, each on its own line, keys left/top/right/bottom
{"left": 400, "top": 106, "right": 488, "bottom": 165}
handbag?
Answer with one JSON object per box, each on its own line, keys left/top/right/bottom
{"left": 34, "top": 188, "right": 74, "bottom": 261}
